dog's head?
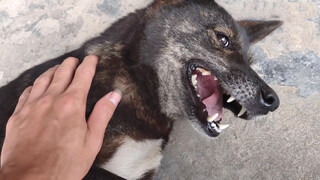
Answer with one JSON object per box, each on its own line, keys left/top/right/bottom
{"left": 142, "top": 0, "right": 281, "bottom": 137}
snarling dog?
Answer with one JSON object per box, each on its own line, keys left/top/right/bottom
{"left": 0, "top": 0, "right": 281, "bottom": 179}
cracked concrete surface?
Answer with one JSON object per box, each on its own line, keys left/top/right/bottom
{"left": 0, "top": 0, "right": 320, "bottom": 179}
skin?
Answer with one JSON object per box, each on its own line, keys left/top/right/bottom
{"left": 0, "top": 55, "right": 121, "bottom": 180}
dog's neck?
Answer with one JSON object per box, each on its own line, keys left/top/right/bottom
{"left": 85, "top": 5, "right": 179, "bottom": 142}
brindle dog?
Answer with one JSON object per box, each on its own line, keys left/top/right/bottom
{"left": 0, "top": 0, "right": 281, "bottom": 179}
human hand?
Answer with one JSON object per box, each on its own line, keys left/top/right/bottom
{"left": 0, "top": 55, "right": 121, "bottom": 180}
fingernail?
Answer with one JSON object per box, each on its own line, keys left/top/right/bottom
{"left": 108, "top": 90, "right": 122, "bottom": 106}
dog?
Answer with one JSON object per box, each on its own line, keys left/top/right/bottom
{"left": 0, "top": 0, "right": 281, "bottom": 179}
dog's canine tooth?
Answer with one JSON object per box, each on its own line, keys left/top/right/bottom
{"left": 213, "top": 76, "right": 218, "bottom": 81}
{"left": 197, "top": 67, "right": 211, "bottom": 75}
{"left": 207, "top": 113, "right": 219, "bottom": 122}
{"left": 238, "top": 106, "right": 247, "bottom": 117}
{"left": 196, "top": 67, "right": 203, "bottom": 72}
{"left": 219, "top": 124, "right": 229, "bottom": 130}
{"left": 191, "top": 75, "right": 197, "bottom": 86}
{"left": 227, "top": 96, "right": 236, "bottom": 103}
{"left": 202, "top": 71, "right": 211, "bottom": 76}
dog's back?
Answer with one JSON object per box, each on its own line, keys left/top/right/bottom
{"left": 0, "top": 4, "right": 173, "bottom": 180}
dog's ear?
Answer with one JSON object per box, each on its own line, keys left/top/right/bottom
{"left": 238, "top": 20, "right": 283, "bottom": 43}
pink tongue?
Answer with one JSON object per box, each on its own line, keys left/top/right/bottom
{"left": 194, "top": 71, "right": 223, "bottom": 120}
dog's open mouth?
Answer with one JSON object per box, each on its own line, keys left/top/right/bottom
{"left": 186, "top": 63, "right": 247, "bottom": 137}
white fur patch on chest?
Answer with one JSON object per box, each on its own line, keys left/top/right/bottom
{"left": 100, "top": 137, "right": 163, "bottom": 180}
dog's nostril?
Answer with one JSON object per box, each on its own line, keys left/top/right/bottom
{"left": 262, "top": 92, "right": 275, "bottom": 105}
{"left": 260, "top": 89, "right": 280, "bottom": 111}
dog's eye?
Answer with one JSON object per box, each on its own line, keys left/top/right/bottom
{"left": 216, "top": 32, "right": 230, "bottom": 48}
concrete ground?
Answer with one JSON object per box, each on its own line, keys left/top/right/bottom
{"left": 1, "top": 0, "right": 319, "bottom": 179}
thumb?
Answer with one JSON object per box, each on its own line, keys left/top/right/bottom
{"left": 86, "top": 90, "right": 121, "bottom": 152}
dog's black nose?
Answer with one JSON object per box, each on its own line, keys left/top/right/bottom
{"left": 260, "top": 89, "right": 280, "bottom": 112}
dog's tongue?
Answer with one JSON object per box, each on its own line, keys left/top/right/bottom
{"left": 194, "top": 71, "right": 223, "bottom": 120}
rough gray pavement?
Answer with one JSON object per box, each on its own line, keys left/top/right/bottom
{"left": 1, "top": 0, "right": 319, "bottom": 179}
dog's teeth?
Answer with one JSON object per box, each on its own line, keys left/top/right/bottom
{"left": 214, "top": 76, "right": 218, "bottom": 81}
{"left": 197, "top": 94, "right": 200, "bottom": 97}
{"left": 227, "top": 96, "right": 236, "bottom": 103}
{"left": 237, "top": 106, "right": 247, "bottom": 117}
{"left": 191, "top": 75, "right": 197, "bottom": 86}
{"left": 192, "top": 80, "right": 197, "bottom": 86}
{"left": 197, "top": 68, "right": 211, "bottom": 75}
{"left": 196, "top": 67, "right": 204, "bottom": 72}
{"left": 207, "top": 113, "right": 219, "bottom": 122}
{"left": 219, "top": 124, "right": 229, "bottom": 130}
{"left": 202, "top": 71, "right": 211, "bottom": 76}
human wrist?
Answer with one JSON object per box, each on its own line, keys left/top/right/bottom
{"left": 0, "top": 166, "right": 49, "bottom": 180}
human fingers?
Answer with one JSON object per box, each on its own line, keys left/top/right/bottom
{"left": 25, "top": 65, "right": 59, "bottom": 104}
{"left": 12, "top": 86, "right": 33, "bottom": 114}
{"left": 65, "top": 55, "right": 98, "bottom": 101}
{"left": 45, "top": 57, "right": 79, "bottom": 95}
{"left": 86, "top": 91, "right": 121, "bottom": 153}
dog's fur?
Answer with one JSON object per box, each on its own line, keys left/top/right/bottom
{"left": 0, "top": 0, "right": 281, "bottom": 179}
